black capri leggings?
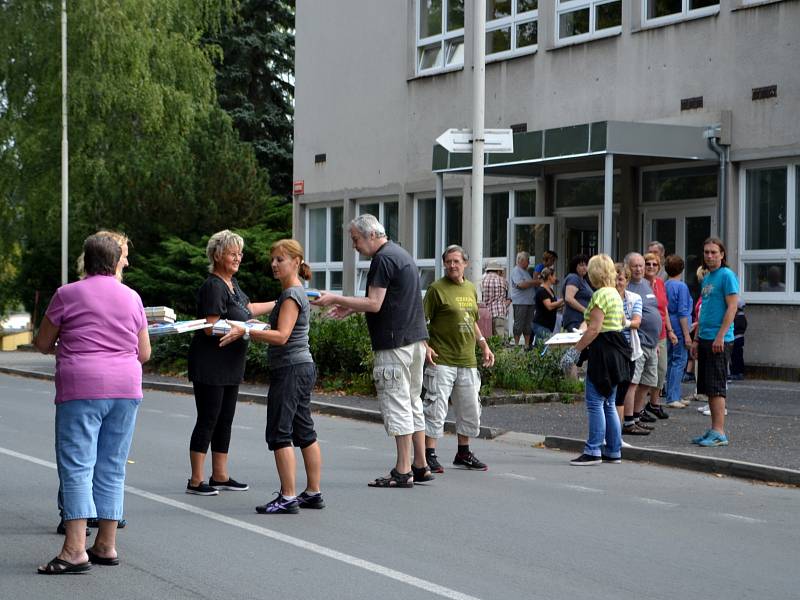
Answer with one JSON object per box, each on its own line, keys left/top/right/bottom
{"left": 190, "top": 382, "right": 239, "bottom": 454}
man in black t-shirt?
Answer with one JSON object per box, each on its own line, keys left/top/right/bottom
{"left": 313, "top": 214, "right": 432, "bottom": 488}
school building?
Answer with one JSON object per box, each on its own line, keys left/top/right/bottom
{"left": 292, "top": 0, "right": 800, "bottom": 373}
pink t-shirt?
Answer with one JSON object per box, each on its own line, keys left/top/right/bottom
{"left": 46, "top": 275, "right": 147, "bottom": 403}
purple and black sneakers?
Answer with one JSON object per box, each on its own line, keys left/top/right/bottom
{"left": 255, "top": 493, "right": 300, "bottom": 514}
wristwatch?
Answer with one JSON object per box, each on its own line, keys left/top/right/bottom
{"left": 243, "top": 329, "right": 250, "bottom": 341}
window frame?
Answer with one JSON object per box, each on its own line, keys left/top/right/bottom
{"left": 738, "top": 160, "right": 800, "bottom": 304}
{"left": 305, "top": 203, "right": 344, "bottom": 293}
{"left": 555, "top": 0, "right": 622, "bottom": 46}
{"left": 354, "top": 199, "right": 400, "bottom": 297}
{"left": 641, "top": 0, "right": 720, "bottom": 29}
{"left": 485, "top": 0, "right": 539, "bottom": 62}
{"left": 416, "top": 0, "right": 466, "bottom": 76}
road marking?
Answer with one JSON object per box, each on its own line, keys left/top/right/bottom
{"left": 142, "top": 408, "right": 164, "bottom": 414}
{"left": 344, "top": 445, "right": 370, "bottom": 450}
{"left": 168, "top": 413, "right": 191, "bottom": 419}
{"left": 720, "top": 513, "right": 766, "bottom": 524}
{"left": 499, "top": 473, "right": 537, "bottom": 482}
{"left": 0, "top": 445, "right": 486, "bottom": 600}
{"left": 633, "top": 497, "right": 679, "bottom": 508}
{"left": 231, "top": 425, "right": 252, "bottom": 430}
{"left": 560, "top": 484, "right": 604, "bottom": 493}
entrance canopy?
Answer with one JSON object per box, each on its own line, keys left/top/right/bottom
{"left": 432, "top": 120, "right": 718, "bottom": 176}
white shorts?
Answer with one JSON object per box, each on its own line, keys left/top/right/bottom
{"left": 422, "top": 364, "right": 482, "bottom": 439}
{"left": 372, "top": 341, "right": 426, "bottom": 436}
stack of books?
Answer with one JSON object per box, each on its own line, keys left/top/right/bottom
{"left": 211, "top": 320, "right": 270, "bottom": 336}
{"left": 145, "top": 306, "right": 176, "bottom": 324}
{"left": 147, "top": 319, "right": 211, "bottom": 337}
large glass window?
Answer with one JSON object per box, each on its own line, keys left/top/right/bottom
{"left": 486, "top": 0, "right": 538, "bottom": 59}
{"left": 643, "top": 0, "right": 719, "bottom": 26}
{"left": 484, "top": 192, "right": 510, "bottom": 258}
{"left": 444, "top": 196, "right": 463, "bottom": 246}
{"left": 740, "top": 164, "right": 800, "bottom": 301}
{"left": 356, "top": 199, "right": 399, "bottom": 295}
{"left": 745, "top": 168, "right": 786, "bottom": 251}
{"left": 556, "top": 0, "right": 621, "bottom": 44}
{"left": 642, "top": 166, "right": 718, "bottom": 203}
{"left": 416, "top": 198, "right": 437, "bottom": 259}
{"left": 305, "top": 205, "right": 343, "bottom": 292}
{"left": 417, "top": 0, "right": 465, "bottom": 74}
{"left": 556, "top": 175, "right": 621, "bottom": 207}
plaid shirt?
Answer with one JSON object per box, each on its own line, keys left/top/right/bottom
{"left": 481, "top": 272, "right": 508, "bottom": 318}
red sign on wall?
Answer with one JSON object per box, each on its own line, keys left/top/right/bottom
{"left": 293, "top": 180, "right": 305, "bottom": 196}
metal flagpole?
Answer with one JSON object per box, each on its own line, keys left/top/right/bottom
{"left": 470, "top": 0, "right": 486, "bottom": 297}
{"left": 61, "top": 0, "right": 68, "bottom": 285}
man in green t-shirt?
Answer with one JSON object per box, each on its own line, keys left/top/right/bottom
{"left": 422, "top": 245, "right": 495, "bottom": 473}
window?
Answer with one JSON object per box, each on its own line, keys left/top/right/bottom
{"left": 444, "top": 196, "right": 463, "bottom": 246}
{"left": 355, "top": 200, "right": 399, "bottom": 295}
{"left": 555, "top": 174, "right": 621, "bottom": 207}
{"left": 556, "top": 0, "right": 621, "bottom": 44}
{"left": 417, "top": 0, "right": 465, "bottom": 74}
{"left": 483, "top": 188, "right": 537, "bottom": 258}
{"left": 642, "top": 166, "right": 717, "bottom": 203}
{"left": 642, "top": 0, "right": 719, "bottom": 27}
{"left": 306, "top": 205, "right": 343, "bottom": 292}
{"left": 739, "top": 164, "right": 800, "bottom": 301}
{"left": 486, "top": 0, "right": 538, "bottom": 60}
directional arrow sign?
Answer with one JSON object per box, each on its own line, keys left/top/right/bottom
{"left": 436, "top": 128, "right": 514, "bottom": 153}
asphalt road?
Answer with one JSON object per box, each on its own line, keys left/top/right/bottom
{"left": 2, "top": 373, "right": 799, "bottom": 600}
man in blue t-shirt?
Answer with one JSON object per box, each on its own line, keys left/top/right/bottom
{"left": 691, "top": 238, "right": 739, "bottom": 447}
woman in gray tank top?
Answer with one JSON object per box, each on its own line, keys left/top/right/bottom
{"left": 220, "top": 239, "right": 323, "bottom": 514}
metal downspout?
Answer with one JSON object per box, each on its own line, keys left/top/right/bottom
{"left": 706, "top": 130, "right": 728, "bottom": 242}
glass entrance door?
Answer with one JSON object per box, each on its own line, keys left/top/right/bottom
{"left": 644, "top": 207, "right": 715, "bottom": 299}
{"left": 506, "top": 217, "right": 555, "bottom": 272}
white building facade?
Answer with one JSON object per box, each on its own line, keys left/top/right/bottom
{"left": 293, "top": 0, "right": 800, "bottom": 373}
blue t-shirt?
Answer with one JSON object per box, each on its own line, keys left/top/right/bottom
{"left": 626, "top": 279, "right": 661, "bottom": 349}
{"left": 699, "top": 267, "right": 739, "bottom": 342}
{"left": 665, "top": 279, "right": 693, "bottom": 342}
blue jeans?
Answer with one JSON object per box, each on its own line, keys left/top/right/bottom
{"left": 584, "top": 378, "right": 621, "bottom": 458}
{"left": 55, "top": 399, "right": 141, "bottom": 521}
{"left": 666, "top": 341, "right": 689, "bottom": 402}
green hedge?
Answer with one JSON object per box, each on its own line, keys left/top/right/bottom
{"left": 148, "top": 315, "right": 580, "bottom": 395}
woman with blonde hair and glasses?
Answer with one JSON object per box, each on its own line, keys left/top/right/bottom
{"left": 222, "top": 239, "right": 323, "bottom": 514}
{"left": 186, "top": 230, "right": 273, "bottom": 496}
{"left": 565, "top": 254, "right": 631, "bottom": 466}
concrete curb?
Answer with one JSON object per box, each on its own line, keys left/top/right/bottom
{"left": 3, "top": 366, "right": 795, "bottom": 482}
{"left": 544, "top": 435, "right": 800, "bottom": 486}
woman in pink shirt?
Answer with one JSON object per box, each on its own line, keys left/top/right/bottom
{"left": 34, "top": 234, "right": 151, "bottom": 574}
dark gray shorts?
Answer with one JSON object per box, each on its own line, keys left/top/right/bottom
{"left": 696, "top": 339, "right": 732, "bottom": 398}
{"left": 266, "top": 362, "right": 317, "bottom": 451}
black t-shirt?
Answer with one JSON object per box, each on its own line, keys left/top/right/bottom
{"left": 533, "top": 286, "right": 558, "bottom": 332}
{"left": 365, "top": 241, "right": 428, "bottom": 351}
{"left": 188, "top": 275, "right": 252, "bottom": 385}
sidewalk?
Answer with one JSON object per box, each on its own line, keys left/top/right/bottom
{"left": 1, "top": 349, "right": 798, "bottom": 485}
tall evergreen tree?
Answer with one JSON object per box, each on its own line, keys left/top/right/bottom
{"left": 0, "top": 0, "right": 285, "bottom": 313}
{"left": 208, "top": 0, "right": 294, "bottom": 199}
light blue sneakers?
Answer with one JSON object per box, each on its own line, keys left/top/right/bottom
{"left": 697, "top": 430, "right": 729, "bottom": 447}
{"left": 691, "top": 429, "right": 713, "bottom": 444}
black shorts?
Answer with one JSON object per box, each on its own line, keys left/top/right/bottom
{"left": 696, "top": 339, "right": 732, "bottom": 398}
{"left": 266, "top": 362, "right": 317, "bottom": 451}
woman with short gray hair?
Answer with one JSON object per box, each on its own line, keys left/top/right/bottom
{"left": 186, "top": 230, "right": 272, "bottom": 496}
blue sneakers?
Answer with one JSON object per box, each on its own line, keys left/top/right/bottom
{"left": 256, "top": 493, "right": 300, "bottom": 514}
{"left": 697, "top": 430, "right": 729, "bottom": 447}
{"left": 691, "top": 429, "right": 713, "bottom": 444}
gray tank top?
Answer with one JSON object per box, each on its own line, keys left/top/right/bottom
{"left": 267, "top": 286, "right": 313, "bottom": 369}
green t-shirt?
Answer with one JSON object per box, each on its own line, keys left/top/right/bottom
{"left": 424, "top": 277, "right": 478, "bottom": 368}
{"left": 583, "top": 286, "right": 624, "bottom": 332}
